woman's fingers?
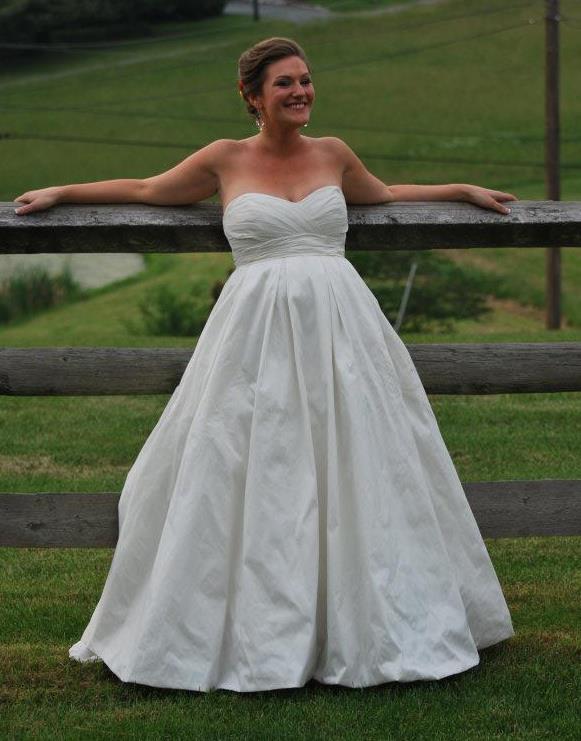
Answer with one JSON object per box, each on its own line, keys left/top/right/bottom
{"left": 483, "top": 195, "right": 512, "bottom": 214}
{"left": 473, "top": 187, "right": 517, "bottom": 214}
{"left": 14, "top": 199, "right": 38, "bottom": 215}
{"left": 493, "top": 200, "right": 511, "bottom": 214}
{"left": 494, "top": 191, "right": 518, "bottom": 201}
{"left": 13, "top": 190, "right": 54, "bottom": 215}
{"left": 13, "top": 192, "right": 34, "bottom": 215}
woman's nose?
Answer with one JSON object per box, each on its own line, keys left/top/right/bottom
{"left": 290, "top": 81, "right": 305, "bottom": 97}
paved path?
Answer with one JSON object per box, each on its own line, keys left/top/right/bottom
{"left": 224, "top": 0, "right": 332, "bottom": 23}
{"left": 224, "top": 0, "right": 450, "bottom": 24}
{"left": 0, "top": 253, "right": 146, "bottom": 291}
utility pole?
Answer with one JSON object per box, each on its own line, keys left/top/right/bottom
{"left": 253, "top": 0, "right": 260, "bottom": 21}
{"left": 545, "top": 0, "right": 561, "bottom": 329}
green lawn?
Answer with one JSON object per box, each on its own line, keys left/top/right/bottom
{"left": 1, "top": 0, "right": 580, "bottom": 737}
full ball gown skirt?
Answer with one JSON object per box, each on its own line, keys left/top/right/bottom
{"left": 69, "top": 185, "right": 514, "bottom": 691}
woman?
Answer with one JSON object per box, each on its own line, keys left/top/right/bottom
{"left": 14, "top": 37, "right": 517, "bottom": 693}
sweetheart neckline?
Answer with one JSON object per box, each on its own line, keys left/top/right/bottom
{"left": 222, "top": 184, "right": 343, "bottom": 216}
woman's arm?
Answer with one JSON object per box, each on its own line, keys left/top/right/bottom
{"left": 14, "top": 180, "right": 147, "bottom": 215}
{"left": 327, "top": 137, "right": 517, "bottom": 214}
{"left": 13, "top": 139, "right": 229, "bottom": 215}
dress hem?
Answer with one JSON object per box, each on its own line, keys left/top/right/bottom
{"left": 68, "top": 632, "right": 514, "bottom": 693}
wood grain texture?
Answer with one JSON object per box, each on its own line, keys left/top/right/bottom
{"left": 1, "top": 343, "right": 580, "bottom": 395}
{"left": 2, "top": 480, "right": 579, "bottom": 547}
{"left": 1, "top": 201, "right": 580, "bottom": 548}
{"left": 1, "top": 200, "right": 580, "bottom": 253}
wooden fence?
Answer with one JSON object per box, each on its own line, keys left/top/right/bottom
{"left": 1, "top": 199, "right": 580, "bottom": 546}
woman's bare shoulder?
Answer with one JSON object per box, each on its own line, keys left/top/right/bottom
{"left": 310, "top": 135, "right": 351, "bottom": 150}
{"left": 203, "top": 138, "right": 244, "bottom": 156}
{"left": 307, "top": 135, "right": 354, "bottom": 163}
{"left": 207, "top": 137, "right": 256, "bottom": 162}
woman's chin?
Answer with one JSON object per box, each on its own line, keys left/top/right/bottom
{"left": 286, "top": 114, "right": 310, "bottom": 127}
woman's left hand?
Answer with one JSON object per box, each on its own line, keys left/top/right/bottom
{"left": 462, "top": 185, "right": 518, "bottom": 215}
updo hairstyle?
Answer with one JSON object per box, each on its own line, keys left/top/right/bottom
{"left": 238, "top": 37, "right": 312, "bottom": 124}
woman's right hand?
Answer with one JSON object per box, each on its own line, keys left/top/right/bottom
{"left": 13, "top": 186, "right": 63, "bottom": 215}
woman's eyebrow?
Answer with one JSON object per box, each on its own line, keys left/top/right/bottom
{"left": 274, "top": 73, "right": 310, "bottom": 80}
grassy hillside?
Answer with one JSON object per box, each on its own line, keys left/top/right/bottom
{"left": 1, "top": 0, "right": 579, "bottom": 505}
{"left": 1, "top": 3, "right": 580, "bottom": 737}
{"left": 1, "top": 0, "right": 580, "bottom": 326}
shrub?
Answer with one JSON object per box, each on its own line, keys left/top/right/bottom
{"left": 0, "top": 0, "right": 227, "bottom": 46}
{"left": 129, "top": 282, "right": 211, "bottom": 337}
{"left": 347, "top": 250, "right": 503, "bottom": 333}
{"left": 0, "top": 263, "right": 84, "bottom": 325}
{"left": 127, "top": 266, "right": 235, "bottom": 338}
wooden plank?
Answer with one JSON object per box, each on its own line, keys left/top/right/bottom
{"left": 1, "top": 343, "right": 580, "bottom": 396}
{"left": 463, "top": 479, "right": 581, "bottom": 537}
{"left": 409, "top": 342, "right": 581, "bottom": 394}
{"left": 0, "top": 492, "right": 118, "bottom": 548}
{"left": 1, "top": 480, "right": 579, "bottom": 547}
{"left": 1, "top": 201, "right": 581, "bottom": 253}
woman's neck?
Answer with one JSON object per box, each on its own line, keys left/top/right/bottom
{"left": 255, "top": 127, "right": 306, "bottom": 157}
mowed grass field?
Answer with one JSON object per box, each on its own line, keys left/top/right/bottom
{"left": 1, "top": 0, "right": 580, "bottom": 737}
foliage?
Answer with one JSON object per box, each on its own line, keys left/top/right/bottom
{"left": 126, "top": 282, "right": 210, "bottom": 337}
{"left": 347, "top": 250, "right": 503, "bottom": 332}
{"left": 0, "top": 0, "right": 227, "bottom": 45}
{"left": 0, "top": 263, "right": 84, "bottom": 325}
{"left": 128, "top": 266, "right": 235, "bottom": 337}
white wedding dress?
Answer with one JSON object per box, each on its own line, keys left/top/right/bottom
{"left": 69, "top": 184, "right": 514, "bottom": 692}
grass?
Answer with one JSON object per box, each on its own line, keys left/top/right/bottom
{"left": 1, "top": 0, "right": 580, "bottom": 737}
{"left": 1, "top": 538, "right": 580, "bottom": 738}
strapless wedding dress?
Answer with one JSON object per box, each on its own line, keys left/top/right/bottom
{"left": 69, "top": 184, "right": 514, "bottom": 692}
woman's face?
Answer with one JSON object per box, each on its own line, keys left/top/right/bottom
{"left": 250, "top": 55, "right": 315, "bottom": 131}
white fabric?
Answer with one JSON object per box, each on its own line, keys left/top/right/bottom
{"left": 69, "top": 184, "right": 514, "bottom": 692}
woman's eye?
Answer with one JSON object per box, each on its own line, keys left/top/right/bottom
{"left": 276, "top": 79, "right": 311, "bottom": 86}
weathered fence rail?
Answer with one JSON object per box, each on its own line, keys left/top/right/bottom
{"left": 1, "top": 199, "right": 580, "bottom": 545}
{"left": 2, "top": 200, "right": 581, "bottom": 252}
{"left": 2, "top": 343, "right": 581, "bottom": 396}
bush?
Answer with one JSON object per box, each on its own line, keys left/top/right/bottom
{"left": 128, "top": 282, "right": 211, "bottom": 337}
{"left": 0, "top": 0, "right": 227, "bottom": 46}
{"left": 347, "top": 250, "right": 503, "bottom": 333}
{"left": 0, "top": 263, "right": 84, "bottom": 325}
{"left": 127, "top": 266, "right": 235, "bottom": 338}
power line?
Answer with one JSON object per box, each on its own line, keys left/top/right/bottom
{"left": 0, "top": 1, "right": 538, "bottom": 97}
{"left": 0, "top": 18, "right": 255, "bottom": 52}
{"left": 5, "top": 101, "right": 578, "bottom": 143}
{"left": 85, "top": 18, "right": 542, "bottom": 107}
{"left": 0, "top": 5, "right": 562, "bottom": 163}
{"left": 0, "top": 1, "right": 537, "bottom": 54}
{"left": 4, "top": 130, "right": 577, "bottom": 170}
{"left": 1, "top": 14, "right": 569, "bottom": 145}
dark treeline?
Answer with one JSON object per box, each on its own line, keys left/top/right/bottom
{"left": 0, "top": 0, "right": 227, "bottom": 49}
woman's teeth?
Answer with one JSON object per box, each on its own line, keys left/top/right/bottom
{"left": 287, "top": 103, "right": 306, "bottom": 109}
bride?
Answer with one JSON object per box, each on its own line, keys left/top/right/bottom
{"left": 14, "top": 37, "right": 517, "bottom": 693}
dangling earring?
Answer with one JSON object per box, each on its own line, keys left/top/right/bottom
{"left": 255, "top": 109, "right": 264, "bottom": 131}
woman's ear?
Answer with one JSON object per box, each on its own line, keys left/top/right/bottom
{"left": 247, "top": 93, "right": 260, "bottom": 111}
